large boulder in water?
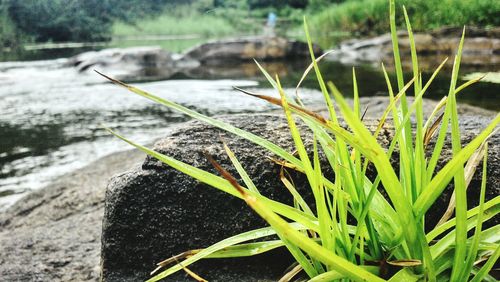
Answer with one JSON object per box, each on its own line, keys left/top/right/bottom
{"left": 101, "top": 107, "right": 499, "bottom": 281}
{"left": 182, "top": 36, "right": 322, "bottom": 65}
{"left": 66, "top": 46, "right": 177, "bottom": 82}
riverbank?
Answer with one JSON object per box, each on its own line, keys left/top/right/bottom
{"left": 0, "top": 148, "right": 145, "bottom": 281}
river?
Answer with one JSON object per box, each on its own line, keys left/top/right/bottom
{"left": 0, "top": 45, "right": 499, "bottom": 210}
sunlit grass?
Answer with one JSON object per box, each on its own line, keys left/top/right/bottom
{"left": 102, "top": 0, "right": 499, "bottom": 281}
{"left": 112, "top": 12, "right": 237, "bottom": 39}
{"left": 309, "top": 0, "right": 500, "bottom": 43}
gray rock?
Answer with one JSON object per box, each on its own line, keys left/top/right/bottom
{"left": 328, "top": 27, "right": 500, "bottom": 68}
{"left": 66, "top": 46, "right": 176, "bottom": 82}
{"left": 101, "top": 110, "right": 499, "bottom": 281}
{"left": 64, "top": 37, "right": 322, "bottom": 82}
{"left": 182, "top": 36, "right": 322, "bottom": 65}
{"left": 0, "top": 150, "right": 146, "bottom": 281}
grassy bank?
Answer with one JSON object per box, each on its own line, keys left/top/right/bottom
{"left": 111, "top": 9, "right": 256, "bottom": 53}
{"left": 113, "top": 13, "right": 237, "bottom": 39}
{"left": 111, "top": 13, "right": 234, "bottom": 52}
{"left": 309, "top": 0, "right": 500, "bottom": 46}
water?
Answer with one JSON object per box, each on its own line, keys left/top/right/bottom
{"left": 0, "top": 57, "right": 327, "bottom": 210}
{"left": 0, "top": 46, "right": 499, "bottom": 210}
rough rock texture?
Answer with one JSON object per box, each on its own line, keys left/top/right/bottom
{"left": 66, "top": 46, "right": 176, "bottom": 81}
{"left": 328, "top": 27, "right": 500, "bottom": 68}
{"left": 0, "top": 150, "right": 145, "bottom": 281}
{"left": 101, "top": 108, "right": 499, "bottom": 281}
{"left": 182, "top": 36, "right": 322, "bottom": 65}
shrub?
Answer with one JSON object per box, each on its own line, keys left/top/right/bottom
{"left": 4, "top": 0, "right": 178, "bottom": 42}
{"left": 309, "top": 0, "right": 500, "bottom": 37}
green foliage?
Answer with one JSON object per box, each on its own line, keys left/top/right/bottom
{"left": 0, "top": 1, "right": 25, "bottom": 47}
{"left": 307, "top": 0, "right": 346, "bottom": 11}
{"left": 4, "top": 0, "right": 175, "bottom": 42}
{"left": 103, "top": 1, "right": 500, "bottom": 281}
{"left": 113, "top": 12, "right": 236, "bottom": 39}
{"left": 310, "top": 0, "right": 500, "bottom": 37}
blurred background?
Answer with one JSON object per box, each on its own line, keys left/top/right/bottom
{"left": 0, "top": 0, "right": 499, "bottom": 209}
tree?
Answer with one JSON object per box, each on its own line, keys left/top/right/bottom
{"left": 5, "top": 0, "right": 175, "bottom": 42}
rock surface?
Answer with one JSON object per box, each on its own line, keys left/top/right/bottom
{"left": 66, "top": 46, "right": 177, "bottom": 81}
{"left": 0, "top": 150, "right": 145, "bottom": 281}
{"left": 101, "top": 106, "right": 499, "bottom": 281}
{"left": 65, "top": 37, "right": 321, "bottom": 82}
{"left": 183, "top": 36, "right": 322, "bottom": 65}
{"left": 328, "top": 27, "right": 500, "bottom": 68}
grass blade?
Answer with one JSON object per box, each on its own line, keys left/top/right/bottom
{"left": 211, "top": 151, "right": 386, "bottom": 282}
{"left": 414, "top": 113, "right": 500, "bottom": 217}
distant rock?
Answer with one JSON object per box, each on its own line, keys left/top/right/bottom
{"left": 66, "top": 46, "right": 177, "bottom": 81}
{"left": 182, "top": 36, "right": 322, "bottom": 65}
{"left": 328, "top": 26, "right": 500, "bottom": 68}
{"left": 65, "top": 37, "right": 322, "bottom": 82}
{"left": 101, "top": 107, "right": 499, "bottom": 281}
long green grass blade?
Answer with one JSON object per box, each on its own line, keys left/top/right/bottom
{"left": 228, "top": 171, "right": 385, "bottom": 282}
{"left": 430, "top": 222, "right": 500, "bottom": 260}
{"left": 148, "top": 223, "right": 306, "bottom": 281}
{"left": 426, "top": 196, "right": 500, "bottom": 242}
{"left": 449, "top": 28, "right": 468, "bottom": 281}
{"left": 403, "top": 5, "right": 425, "bottom": 202}
{"left": 308, "top": 266, "right": 379, "bottom": 282}
{"left": 222, "top": 142, "right": 259, "bottom": 194}
{"left": 95, "top": 71, "right": 302, "bottom": 174}
{"left": 205, "top": 240, "right": 284, "bottom": 258}
{"left": 329, "top": 83, "right": 418, "bottom": 258}
{"left": 461, "top": 143, "right": 488, "bottom": 279}
{"left": 414, "top": 113, "right": 500, "bottom": 217}
{"left": 388, "top": 268, "right": 423, "bottom": 282}
{"left": 470, "top": 245, "right": 500, "bottom": 282}
{"left": 105, "top": 127, "right": 320, "bottom": 232}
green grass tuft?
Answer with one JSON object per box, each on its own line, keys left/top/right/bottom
{"left": 102, "top": 1, "right": 500, "bottom": 280}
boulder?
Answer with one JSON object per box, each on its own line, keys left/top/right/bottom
{"left": 64, "top": 37, "right": 322, "bottom": 82}
{"left": 328, "top": 27, "right": 500, "bottom": 68}
{"left": 66, "top": 46, "right": 177, "bottom": 81}
{"left": 101, "top": 108, "right": 499, "bottom": 281}
{"left": 182, "top": 36, "right": 322, "bottom": 65}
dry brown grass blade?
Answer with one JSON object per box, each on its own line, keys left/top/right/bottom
{"left": 267, "top": 157, "right": 302, "bottom": 172}
{"left": 386, "top": 259, "right": 422, "bottom": 267}
{"left": 232, "top": 86, "right": 327, "bottom": 124}
{"left": 295, "top": 50, "right": 336, "bottom": 103}
{"left": 435, "top": 138, "right": 490, "bottom": 227}
{"left": 280, "top": 167, "right": 296, "bottom": 193}
{"left": 278, "top": 263, "right": 303, "bottom": 282}
{"left": 424, "top": 113, "right": 444, "bottom": 147}
{"left": 151, "top": 249, "right": 202, "bottom": 275}
{"left": 95, "top": 69, "right": 130, "bottom": 88}
{"left": 179, "top": 264, "right": 208, "bottom": 282}
{"left": 205, "top": 152, "right": 246, "bottom": 195}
